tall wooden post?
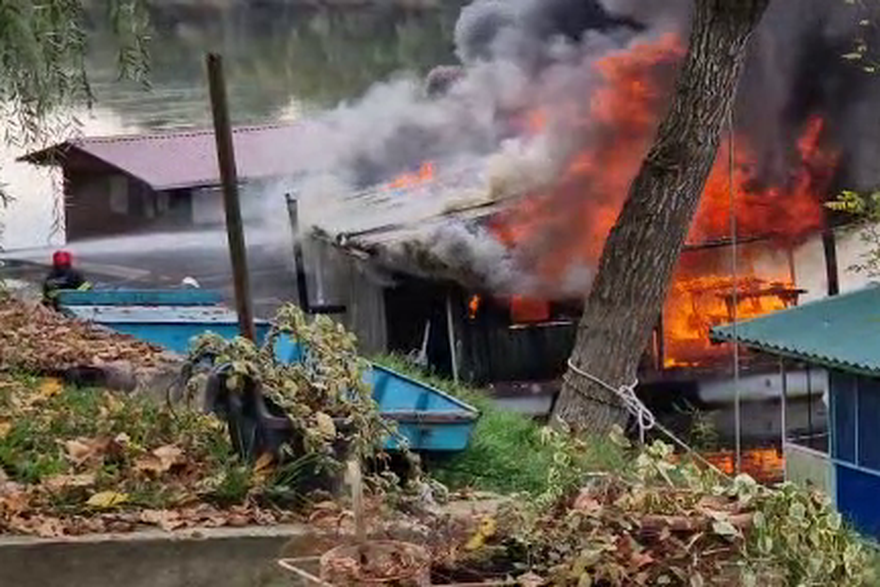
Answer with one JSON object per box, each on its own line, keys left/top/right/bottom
{"left": 822, "top": 229, "right": 840, "bottom": 296}
{"left": 207, "top": 53, "right": 255, "bottom": 341}
{"left": 779, "top": 358, "right": 787, "bottom": 481}
{"left": 286, "top": 194, "right": 311, "bottom": 312}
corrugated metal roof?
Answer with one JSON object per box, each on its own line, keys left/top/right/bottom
{"left": 709, "top": 284, "right": 880, "bottom": 376}
{"left": 19, "top": 124, "right": 302, "bottom": 191}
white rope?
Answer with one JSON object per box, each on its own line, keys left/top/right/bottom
{"left": 565, "top": 359, "right": 729, "bottom": 478}
{"left": 567, "top": 359, "right": 655, "bottom": 443}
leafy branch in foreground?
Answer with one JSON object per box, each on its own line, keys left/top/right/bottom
{"left": 474, "top": 433, "right": 875, "bottom": 586}
{"left": 182, "top": 304, "right": 392, "bottom": 475}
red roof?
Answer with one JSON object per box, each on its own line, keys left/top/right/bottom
{"left": 19, "top": 124, "right": 302, "bottom": 191}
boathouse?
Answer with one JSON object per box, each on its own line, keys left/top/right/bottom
{"left": 19, "top": 124, "right": 301, "bottom": 240}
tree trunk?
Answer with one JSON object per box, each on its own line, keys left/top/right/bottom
{"left": 553, "top": 0, "right": 771, "bottom": 433}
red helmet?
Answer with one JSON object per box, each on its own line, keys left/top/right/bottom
{"left": 52, "top": 250, "right": 73, "bottom": 268}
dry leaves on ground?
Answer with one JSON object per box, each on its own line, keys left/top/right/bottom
{"left": 134, "top": 445, "right": 186, "bottom": 476}
{"left": 0, "top": 296, "right": 175, "bottom": 374}
{"left": 0, "top": 376, "right": 298, "bottom": 538}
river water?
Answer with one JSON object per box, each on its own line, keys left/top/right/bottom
{"left": 1, "top": 2, "right": 459, "bottom": 250}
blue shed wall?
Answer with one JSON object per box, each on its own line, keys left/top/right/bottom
{"left": 830, "top": 371, "right": 880, "bottom": 539}
{"left": 835, "top": 464, "right": 880, "bottom": 538}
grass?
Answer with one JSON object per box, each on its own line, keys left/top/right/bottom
{"left": 0, "top": 371, "right": 254, "bottom": 511}
{"left": 372, "top": 354, "right": 628, "bottom": 495}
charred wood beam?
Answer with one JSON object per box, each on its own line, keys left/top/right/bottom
{"left": 822, "top": 229, "right": 840, "bottom": 296}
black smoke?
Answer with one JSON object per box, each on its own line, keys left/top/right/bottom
{"left": 455, "top": 0, "right": 644, "bottom": 68}
{"left": 732, "top": 0, "right": 880, "bottom": 192}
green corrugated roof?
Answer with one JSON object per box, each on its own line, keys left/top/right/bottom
{"left": 709, "top": 284, "right": 880, "bottom": 376}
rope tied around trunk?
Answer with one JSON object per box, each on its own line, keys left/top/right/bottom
{"left": 566, "top": 359, "right": 654, "bottom": 443}
{"left": 565, "top": 359, "right": 729, "bottom": 479}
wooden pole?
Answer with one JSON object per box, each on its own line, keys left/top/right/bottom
{"left": 822, "top": 228, "right": 840, "bottom": 296}
{"left": 207, "top": 53, "right": 255, "bottom": 341}
{"left": 780, "top": 358, "right": 787, "bottom": 482}
{"left": 446, "top": 291, "right": 459, "bottom": 384}
{"left": 286, "top": 194, "right": 311, "bottom": 313}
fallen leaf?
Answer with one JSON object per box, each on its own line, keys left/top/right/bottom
{"left": 227, "top": 513, "right": 250, "bottom": 527}
{"left": 573, "top": 489, "right": 602, "bottom": 513}
{"left": 39, "top": 378, "right": 64, "bottom": 396}
{"left": 31, "top": 515, "right": 66, "bottom": 538}
{"left": 86, "top": 491, "right": 128, "bottom": 509}
{"left": 0, "top": 421, "right": 11, "bottom": 439}
{"left": 252, "top": 453, "right": 275, "bottom": 484}
{"left": 712, "top": 519, "right": 739, "bottom": 538}
{"left": 105, "top": 519, "right": 136, "bottom": 533}
{"left": 315, "top": 412, "right": 336, "bottom": 439}
{"left": 139, "top": 509, "right": 184, "bottom": 532}
{"left": 134, "top": 454, "right": 164, "bottom": 474}
{"left": 135, "top": 445, "right": 185, "bottom": 475}
{"left": 0, "top": 486, "right": 30, "bottom": 515}
{"left": 519, "top": 573, "right": 545, "bottom": 587}
{"left": 43, "top": 474, "right": 96, "bottom": 491}
{"left": 630, "top": 551, "right": 654, "bottom": 569}
{"left": 464, "top": 516, "right": 497, "bottom": 551}
{"left": 64, "top": 438, "right": 99, "bottom": 466}
{"left": 478, "top": 516, "right": 497, "bottom": 537}
{"left": 153, "top": 445, "right": 185, "bottom": 470}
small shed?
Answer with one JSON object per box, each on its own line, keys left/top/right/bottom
{"left": 710, "top": 284, "right": 880, "bottom": 538}
{"left": 19, "top": 124, "right": 302, "bottom": 240}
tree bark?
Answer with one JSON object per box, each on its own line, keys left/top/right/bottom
{"left": 553, "top": 0, "right": 771, "bottom": 433}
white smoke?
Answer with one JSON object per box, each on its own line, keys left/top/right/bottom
{"left": 246, "top": 0, "right": 658, "bottom": 296}
{"left": 242, "top": 0, "right": 880, "bottom": 300}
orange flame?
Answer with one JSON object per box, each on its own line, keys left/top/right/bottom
{"left": 510, "top": 296, "right": 551, "bottom": 324}
{"left": 700, "top": 448, "right": 785, "bottom": 483}
{"left": 662, "top": 247, "right": 799, "bottom": 369}
{"left": 486, "top": 32, "right": 839, "bottom": 366}
{"left": 468, "top": 294, "right": 482, "bottom": 319}
{"left": 386, "top": 161, "right": 435, "bottom": 191}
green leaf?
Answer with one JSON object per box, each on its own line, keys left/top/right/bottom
{"left": 712, "top": 519, "right": 739, "bottom": 538}
{"left": 752, "top": 510, "right": 765, "bottom": 529}
{"left": 828, "top": 512, "right": 842, "bottom": 531}
{"left": 758, "top": 534, "right": 773, "bottom": 555}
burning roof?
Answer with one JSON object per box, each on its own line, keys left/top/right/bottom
{"left": 314, "top": 29, "right": 839, "bottom": 304}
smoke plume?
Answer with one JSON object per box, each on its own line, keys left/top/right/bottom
{"left": 271, "top": 0, "right": 880, "bottom": 296}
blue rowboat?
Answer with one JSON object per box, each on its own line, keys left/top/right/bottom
{"left": 56, "top": 289, "right": 478, "bottom": 452}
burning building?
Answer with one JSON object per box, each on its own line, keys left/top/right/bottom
{"left": 280, "top": 0, "right": 880, "bottom": 479}
{"left": 19, "top": 0, "right": 877, "bottom": 479}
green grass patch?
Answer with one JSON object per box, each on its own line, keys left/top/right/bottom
{"left": 0, "top": 373, "right": 254, "bottom": 510}
{"left": 372, "top": 354, "right": 627, "bottom": 495}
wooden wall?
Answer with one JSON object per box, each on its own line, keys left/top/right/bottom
{"left": 65, "top": 170, "right": 194, "bottom": 240}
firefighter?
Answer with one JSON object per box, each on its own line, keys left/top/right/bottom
{"left": 43, "top": 250, "right": 90, "bottom": 307}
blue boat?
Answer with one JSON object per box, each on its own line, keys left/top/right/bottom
{"left": 56, "top": 289, "right": 479, "bottom": 452}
